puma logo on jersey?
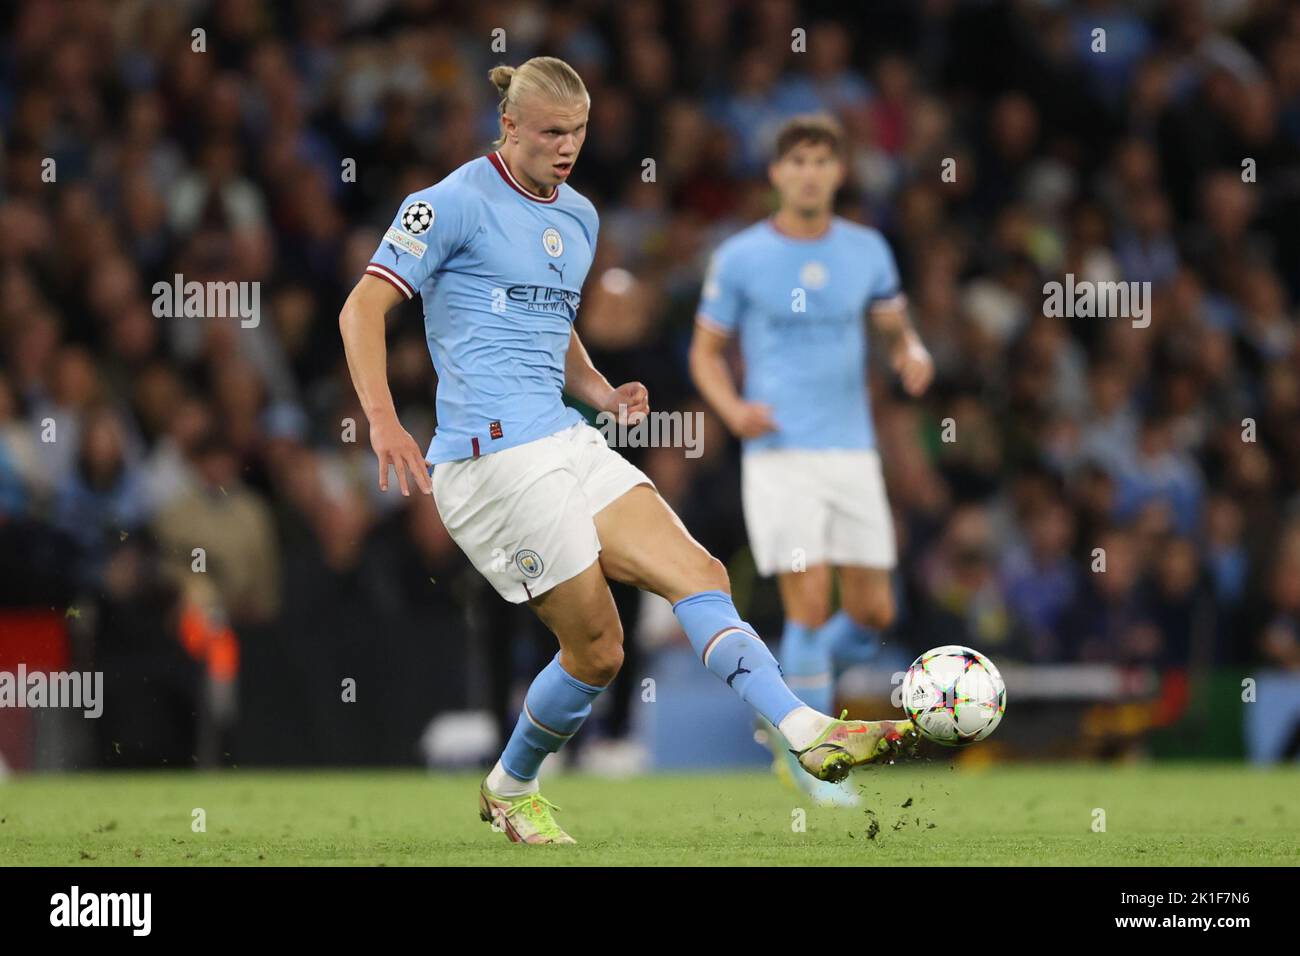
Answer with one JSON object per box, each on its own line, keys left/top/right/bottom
{"left": 383, "top": 226, "right": 427, "bottom": 260}
{"left": 548, "top": 262, "right": 566, "bottom": 284}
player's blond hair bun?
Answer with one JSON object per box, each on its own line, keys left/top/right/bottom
{"left": 488, "top": 64, "right": 515, "bottom": 95}
{"left": 489, "top": 57, "right": 588, "bottom": 148}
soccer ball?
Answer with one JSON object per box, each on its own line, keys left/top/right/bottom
{"left": 900, "top": 645, "right": 1006, "bottom": 746}
{"left": 400, "top": 200, "right": 434, "bottom": 235}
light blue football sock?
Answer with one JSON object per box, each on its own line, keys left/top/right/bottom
{"left": 819, "top": 610, "right": 881, "bottom": 669}
{"left": 778, "top": 619, "right": 833, "bottom": 715}
{"left": 673, "top": 590, "right": 803, "bottom": 726}
{"left": 499, "top": 652, "right": 606, "bottom": 782}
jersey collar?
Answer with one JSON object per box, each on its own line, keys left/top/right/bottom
{"left": 767, "top": 215, "right": 834, "bottom": 242}
{"left": 488, "top": 151, "right": 560, "bottom": 204}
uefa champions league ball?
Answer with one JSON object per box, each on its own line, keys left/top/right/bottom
{"left": 400, "top": 201, "right": 434, "bottom": 235}
{"left": 901, "top": 645, "right": 1006, "bottom": 746}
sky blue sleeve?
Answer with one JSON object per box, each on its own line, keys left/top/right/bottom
{"left": 365, "top": 184, "right": 472, "bottom": 300}
{"left": 696, "top": 242, "right": 744, "bottom": 335}
{"left": 584, "top": 201, "right": 600, "bottom": 253}
{"left": 867, "top": 231, "right": 905, "bottom": 307}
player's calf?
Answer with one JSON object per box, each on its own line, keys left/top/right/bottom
{"left": 481, "top": 566, "right": 622, "bottom": 843}
{"left": 839, "top": 600, "right": 894, "bottom": 633}
{"left": 674, "top": 589, "right": 803, "bottom": 723}
{"left": 596, "top": 486, "right": 860, "bottom": 757}
{"left": 485, "top": 651, "right": 610, "bottom": 806}
{"left": 824, "top": 569, "right": 895, "bottom": 666}
{"left": 838, "top": 567, "right": 895, "bottom": 632}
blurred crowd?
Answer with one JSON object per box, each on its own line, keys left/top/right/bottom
{"left": 2, "top": 0, "right": 1300, "bottom": 764}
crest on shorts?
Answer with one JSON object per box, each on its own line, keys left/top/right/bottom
{"left": 542, "top": 227, "right": 564, "bottom": 257}
{"left": 515, "top": 549, "right": 544, "bottom": 578}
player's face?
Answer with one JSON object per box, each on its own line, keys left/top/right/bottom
{"left": 769, "top": 141, "right": 844, "bottom": 215}
{"left": 506, "top": 97, "right": 589, "bottom": 190}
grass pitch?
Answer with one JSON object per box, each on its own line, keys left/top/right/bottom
{"left": 0, "top": 763, "right": 1296, "bottom": 866}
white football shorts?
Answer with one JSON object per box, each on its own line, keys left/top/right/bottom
{"left": 431, "top": 421, "right": 653, "bottom": 603}
{"left": 741, "top": 448, "right": 897, "bottom": 576}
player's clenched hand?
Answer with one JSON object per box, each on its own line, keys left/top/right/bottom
{"left": 893, "top": 339, "right": 934, "bottom": 397}
{"left": 726, "top": 400, "right": 777, "bottom": 439}
{"left": 369, "top": 413, "right": 432, "bottom": 496}
{"left": 603, "top": 382, "right": 650, "bottom": 424}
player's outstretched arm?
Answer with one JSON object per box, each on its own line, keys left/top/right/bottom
{"left": 339, "top": 274, "right": 433, "bottom": 496}
{"left": 688, "top": 321, "right": 775, "bottom": 438}
{"left": 871, "top": 299, "right": 934, "bottom": 397}
{"left": 564, "top": 328, "right": 648, "bottom": 424}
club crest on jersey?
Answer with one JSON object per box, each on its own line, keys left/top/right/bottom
{"left": 400, "top": 201, "right": 434, "bottom": 235}
{"left": 542, "top": 227, "right": 564, "bottom": 257}
{"left": 800, "top": 261, "right": 828, "bottom": 290}
{"left": 515, "top": 549, "right": 544, "bottom": 578}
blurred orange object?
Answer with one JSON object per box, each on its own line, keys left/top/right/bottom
{"left": 178, "top": 602, "right": 239, "bottom": 682}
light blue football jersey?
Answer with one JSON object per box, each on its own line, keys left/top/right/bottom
{"left": 366, "top": 152, "right": 597, "bottom": 464}
{"left": 696, "top": 217, "right": 903, "bottom": 453}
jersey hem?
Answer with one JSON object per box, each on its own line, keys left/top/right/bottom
{"left": 425, "top": 410, "right": 583, "bottom": 465}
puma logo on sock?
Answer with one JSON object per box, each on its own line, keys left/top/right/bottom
{"left": 726, "top": 657, "right": 752, "bottom": 687}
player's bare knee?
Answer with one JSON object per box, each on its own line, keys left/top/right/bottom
{"left": 583, "top": 636, "right": 624, "bottom": 685}
{"left": 787, "top": 595, "right": 831, "bottom": 629}
{"left": 802, "top": 607, "right": 833, "bottom": 629}
{"left": 848, "top": 598, "right": 894, "bottom": 631}
{"left": 697, "top": 554, "right": 730, "bottom": 593}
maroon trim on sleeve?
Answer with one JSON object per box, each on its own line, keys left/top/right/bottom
{"left": 365, "top": 262, "right": 415, "bottom": 299}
